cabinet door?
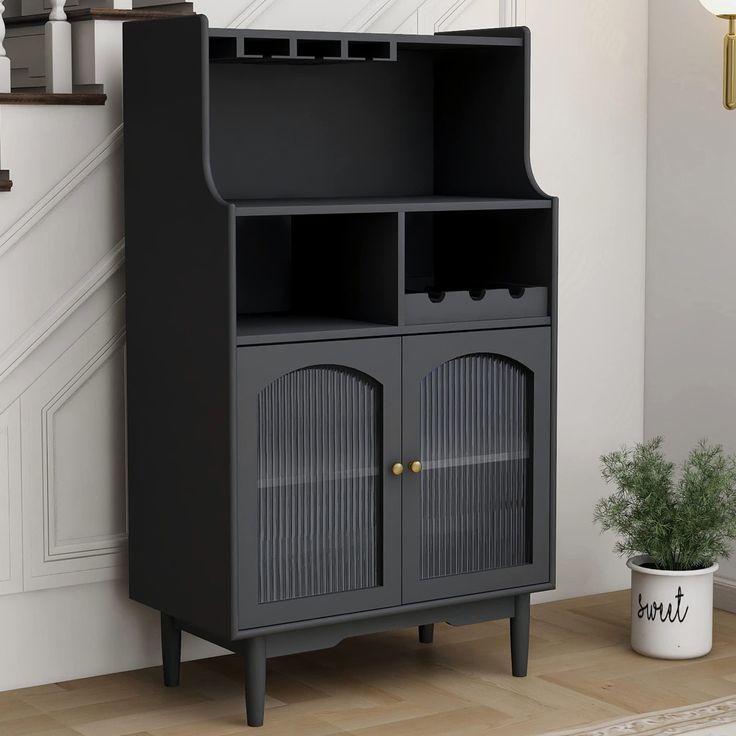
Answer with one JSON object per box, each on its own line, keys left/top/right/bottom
{"left": 237, "top": 338, "right": 402, "bottom": 629}
{"left": 402, "top": 328, "right": 551, "bottom": 603}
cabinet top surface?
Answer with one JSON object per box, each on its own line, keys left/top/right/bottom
{"left": 208, "top": 27, "right": 524, "bottom": 48}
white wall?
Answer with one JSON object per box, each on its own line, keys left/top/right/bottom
{"left": 526, "top": 0, "right": 649, "bottom": 601}
{"left": 0, "top": 0, "right": 649, "bottom": 691}
{"left": 645, "top": 0, "right": 736, "bottom": 583}
{"left": 0, "top": 581, "right": 223, "bottom": 691}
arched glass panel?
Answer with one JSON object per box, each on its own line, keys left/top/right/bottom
{"left": 420, "top": 354, "right": 531, "bottom": 579}
{"left": 257, "top": 366, "right": 382, "bottom": 603}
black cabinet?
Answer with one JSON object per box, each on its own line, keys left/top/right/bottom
{"left": 123, "top": 15, "right": 557, "bottom": 728}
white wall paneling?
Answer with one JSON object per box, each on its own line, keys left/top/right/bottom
{"left": 0, "top": 12, "right": 126, "bottom": 603}
{"left": 500, "top": 0, "right": 524, "bottom": 27}
{"left": 21, "top": 297, "right": 127, "bottom": 590}
{"left": 0, "top": 241, "right": 126, "bottom": 428}
{"left": 0, "top": 399, "right": 22, "bottom": 595}
{"left": 0, "top": 144, "right": 124, "bottom": 368}
{"left": 222, "top": 0, "right": 520, "bottom": 33}
{"left": 42, "top": 334, "right": 126, "bottom": 560}
{"left": 0, "top": 238, "right": 125, "bottom": 387}
{"left": 0, "top": 125, "right": 123, "bottom": 256}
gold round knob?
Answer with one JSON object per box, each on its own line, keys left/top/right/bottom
{"left": 391, "top": 463, "right": 404, "bottom": 476}
{"left": 410, "top": 460, "right": 422, "bottom": 473}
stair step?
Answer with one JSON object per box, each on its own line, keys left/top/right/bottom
{"left": 0, "top": 171, "right": 12, "bottom": 192}
{"left": 0, "top": 91, "right": 106, "bottom": 105}
{"left": 4, "top": 3, "right": 194, "bottom": 27}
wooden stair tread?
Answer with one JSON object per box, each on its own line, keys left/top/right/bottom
{"left": 0, "top": 91, "right": 107, "bottom": 105}
{"left": 5, "top": 3, "right": 194, "bottom": 27}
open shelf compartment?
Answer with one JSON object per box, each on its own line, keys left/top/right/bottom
{"left": 236, "top": 212, "right": 401, "bottom": 338}
{"left": 208, "top": 38, "right": 534, "bottom": 204}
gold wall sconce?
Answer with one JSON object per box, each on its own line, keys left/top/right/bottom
{"left": 700, "top": 0, "right": 736, "bottom": 109}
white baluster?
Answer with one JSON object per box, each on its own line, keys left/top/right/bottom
{"left": 0, "top": 0, "right": 10, "bottom": 93}
{"left": 499, "top": 0, "right": 518, "bottom": 27}
{"left": 45, "top": 0, "right": 72, "bottom": 93}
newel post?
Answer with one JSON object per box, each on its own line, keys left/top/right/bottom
{"left": 45, "top": 0, "right": 72, "bottom": 93}
{"left": 0, "top": 0, "right": 10, "bottom": 93}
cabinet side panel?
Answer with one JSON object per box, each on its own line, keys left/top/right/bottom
{"left": 123, "top": 16, "right": 234, "bottom": 637}
{"left": 549, "top": 198, "right": 558, "bottom": 586}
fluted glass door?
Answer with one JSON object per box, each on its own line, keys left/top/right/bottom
{"left": 420, "top": 354, "right": 531, "bottom": 580}
{"left": 237, "top": 338, "right": 402, "bottom": 629}
{"left": 402, "top": 329, "right": 551, "bottom": 603}
{"left": 257, "top": 366, "right": 381, "bottom": 604}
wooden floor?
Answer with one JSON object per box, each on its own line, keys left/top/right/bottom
{"left": 5, "top": 590, "right": 736, "bottom": 736}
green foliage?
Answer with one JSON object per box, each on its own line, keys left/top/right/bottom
{"left": 594, "top": 437, "right": 736, "bottom": 571}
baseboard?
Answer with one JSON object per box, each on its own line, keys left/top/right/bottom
{"left": 0, "top": 580, "right": 226, "bottom": 691}
{"left": 714, "top": 576, "right": 736, "bottom": 613}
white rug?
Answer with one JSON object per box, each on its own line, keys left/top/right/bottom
{"left": 544, "top": 697, "right": 736, "bottom": 736}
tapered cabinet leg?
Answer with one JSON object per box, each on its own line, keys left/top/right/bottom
{"left": 160, "top": 613, "right": 181, "bottom": 687}
{"left": 244, "top": 637, "right": 267, "bottom": 727}
{"left": 510, "top": 594, "right": 530, "bottom": 677}
{"left": 418, "top": 624, "right": 434, "bottom": 644}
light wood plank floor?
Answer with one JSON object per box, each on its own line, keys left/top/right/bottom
{"left": 5, "top": 590, "right": 736, "bottom": 736}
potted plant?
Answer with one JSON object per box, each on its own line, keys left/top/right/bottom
{"left": 594, "top": 437, "right": 736, "bottom": 659}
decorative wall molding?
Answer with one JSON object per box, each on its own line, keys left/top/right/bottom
{"left": 0, "top": 238, "right": 125, "bottom": 386}
{"left": 715, "top": 576, "right": 736, "bottom": 613}
{"left": 500, "top": 0, "right": 524, "bottom": 27}
{"left": 342, "top": 0, "right": 404, "bottom": 32}
{"left": 21, "top": 297, "right": 127, "bottom": 591}
{"left": 42, "top": 331, "right": 127, "bottom": 561}
{"left": 432, "top": 0, "right": 480, "bottom": 33}
{"left": 343, "top": 0, "right": 519, "bottom": 35}
{"left": 0, "top": 19, "right": 126, "bottom": 595}
{"left": 228, "top": 0, "right": 278, "bottom": 29}
{"left": 0, "top": 123, "right": 122, "bottom": 260}
{"left": 0, "top": 399, "right": 22, "bottom": 595}
{"left": 0, "top": 245, "right": 125, "bottom": 428}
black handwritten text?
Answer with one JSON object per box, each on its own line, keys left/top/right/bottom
{"left": 637, "top": 586, "right": 689, "bottom": 623}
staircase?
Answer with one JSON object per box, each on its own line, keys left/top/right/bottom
{"left": 0, "top": 0, "right": 192, "bottom": 189}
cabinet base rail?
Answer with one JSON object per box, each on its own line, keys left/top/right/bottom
{"left": 160, "top": 593, "right": 531, "bottom": 727}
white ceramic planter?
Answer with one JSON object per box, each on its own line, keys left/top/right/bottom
{"left": 627, "top": 555, "right": 718, "bottom": 659}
